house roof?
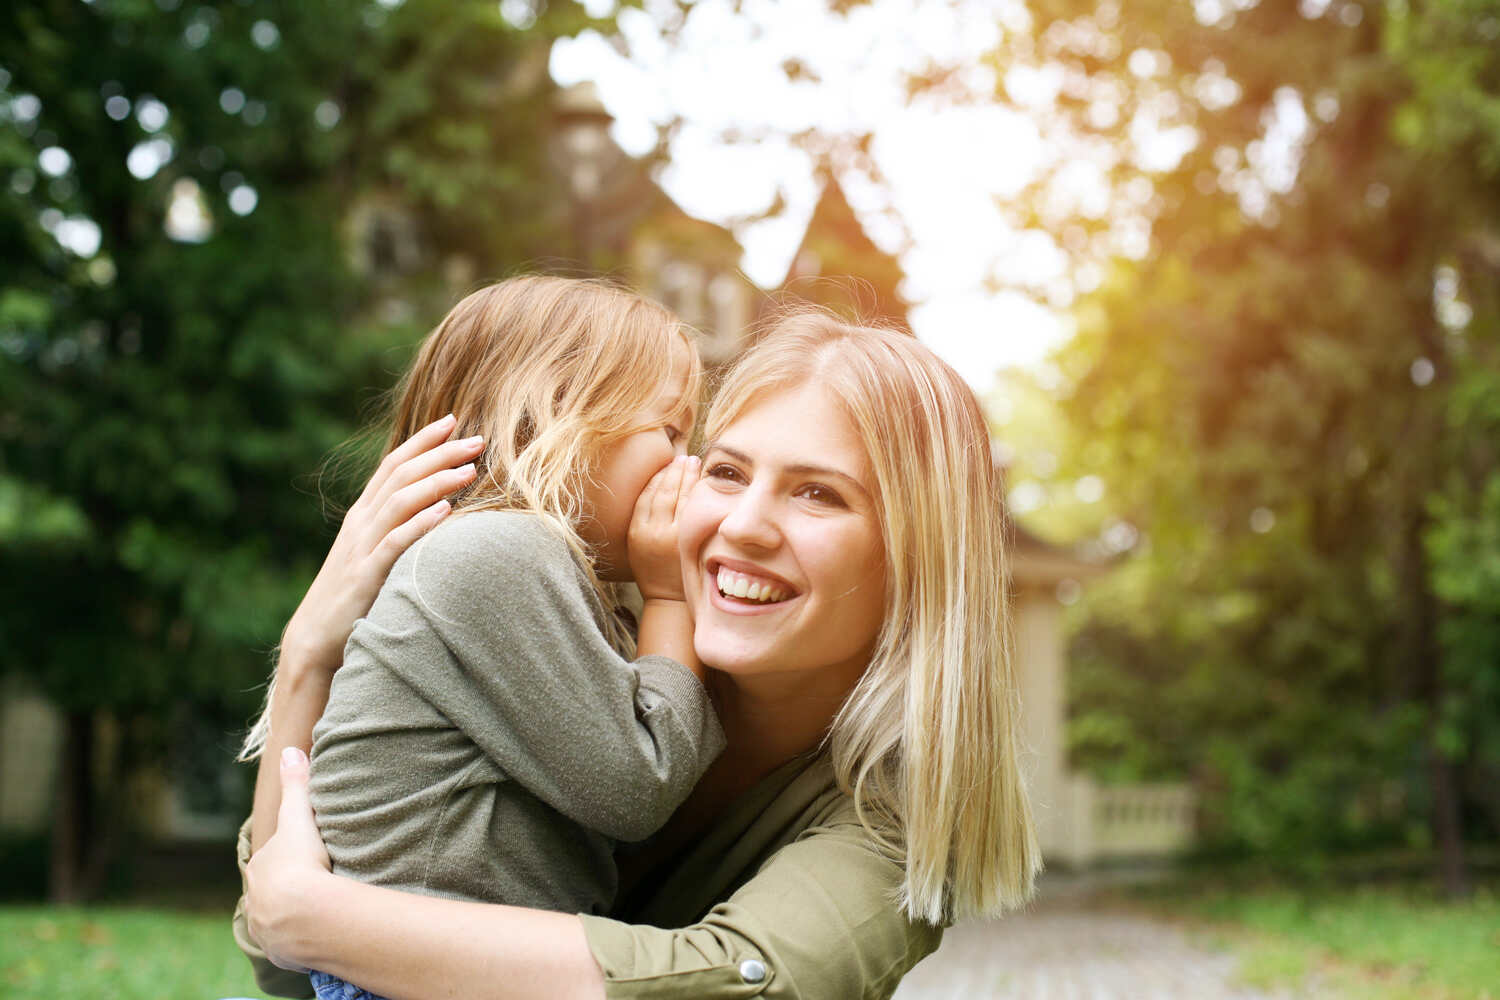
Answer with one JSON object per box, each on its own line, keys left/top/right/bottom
{"left": 1009, "top": 524, "right": 1108, "bottom": 589}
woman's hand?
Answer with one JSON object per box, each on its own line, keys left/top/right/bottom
{"left": 280, "top": 414, "right": 484, "bottom": 676}
{"left": 251, "top": 416, "right": 483, "bottom": 852}
{"left": 246, "top": 747, "right": 333, "bottom": 973}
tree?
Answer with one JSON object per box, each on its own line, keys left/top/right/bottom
{"left": 0, "top": 0, "right": 609, "bottom": 901}
{"left": 940, "top": 0, "right": 1499, "bottom": 891}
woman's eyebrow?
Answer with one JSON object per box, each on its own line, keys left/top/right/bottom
{"left": 705, "top": 442, "right": 871, "bottom": 500}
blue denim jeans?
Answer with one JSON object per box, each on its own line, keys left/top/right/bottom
{"left": 309, "top": 970, "right": 390, "bottom": 1000}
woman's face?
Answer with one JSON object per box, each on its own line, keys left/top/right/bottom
{"left": 679, "top": 381, "right": 887, "bottom": 693}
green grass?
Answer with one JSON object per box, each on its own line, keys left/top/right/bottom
{"left": 0, "top": 906, "right": 278, "bottom": 1000}
{"left": 1128, "top": 877, "right": 1500, "bottom": 999}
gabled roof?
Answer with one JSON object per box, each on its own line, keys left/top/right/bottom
{"left": 778, "top": 169, "right": 910, "bottom": 330}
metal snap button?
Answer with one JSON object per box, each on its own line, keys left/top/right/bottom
{"left": 738, "top": 958, "right": 767, "bottom": 984}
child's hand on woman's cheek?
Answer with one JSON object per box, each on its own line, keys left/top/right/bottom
{"left": 246, "top": 748, "right": 334, "bottom": 973}
{"left": 627, "top": 455, "right": 700, "bottom": 602}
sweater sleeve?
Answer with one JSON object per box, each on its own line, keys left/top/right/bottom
{"left": 579, "top": 814, "right": 943, "bottom": 1000}
{"left": 379, "top": 511, "right": 724, "bottom": 842}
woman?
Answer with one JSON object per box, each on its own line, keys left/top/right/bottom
{"left": 239, "top": 311, "right": 1041, "bottom": 999}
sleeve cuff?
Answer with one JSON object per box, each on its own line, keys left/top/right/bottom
{"left": 634, "top": 655, "right": 727, "bottom": 761}
{"left": 579, "top": 914, "right": 775, "bottom": 999}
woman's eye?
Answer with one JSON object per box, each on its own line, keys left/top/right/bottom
{"left": 799, "top": 484, "right": 846, "bottom": 507}
{"left": 704, "top": 463, "right": 745, "bottom": 484}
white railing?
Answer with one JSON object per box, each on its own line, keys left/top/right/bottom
{"left": 1056, "top": 775, "right": 1196, "bottom": 868}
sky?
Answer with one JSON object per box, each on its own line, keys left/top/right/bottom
{"left": 548, "top": 0, "right": 1082, "bottom": 394}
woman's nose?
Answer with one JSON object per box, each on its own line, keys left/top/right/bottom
{"left": 718, "top": 486, "right": 781, "bottom": 550}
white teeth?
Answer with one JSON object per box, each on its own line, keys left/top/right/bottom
{"left": 715, "top": 567, "right": 788, "bottom": 604}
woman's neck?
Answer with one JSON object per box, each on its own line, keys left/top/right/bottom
{"left": 707, "top": 666, "right": 860, "bottom": 782}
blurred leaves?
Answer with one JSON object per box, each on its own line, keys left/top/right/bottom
{"left": 0, "top": 0, "right": 612, "bottom": 880}
{"left": 1000, "top": 0, "right": 1500, "bottom": 861}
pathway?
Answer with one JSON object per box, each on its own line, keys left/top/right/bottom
{"left": 892, "top": 890, "right": 1288, "bottom": 1000}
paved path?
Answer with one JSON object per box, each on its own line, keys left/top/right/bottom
{"left": 892, "top": 895, "right": 1288, "bottom": 1000}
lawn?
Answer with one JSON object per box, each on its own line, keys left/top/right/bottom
{"left": 0, "top": 905, "right": 279, "bottom": 1000}
{"left": 1130, "top": 875, "right": 1500, "bottom": 999}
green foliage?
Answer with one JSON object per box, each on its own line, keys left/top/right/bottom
{"left": 0, "top": 0, "right": 615, "bottom": 885}
{"left": 1000, "top": 0, "right": 1500, "bottom": 860}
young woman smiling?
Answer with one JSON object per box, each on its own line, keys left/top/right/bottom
{"left": 237, "top": 311, "right": 1040, "bottom": 1000}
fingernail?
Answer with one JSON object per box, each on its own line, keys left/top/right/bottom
{"left": 457, "top": 463, "right": 476, "bottom": 475}
{"left": 281, "top": 746, "right": 304, "bottom": 767}
{"left": 463, "top": 435, "right": 484, "bottom": 446}
{"left": 441, "top": 413, "right": 456, "bottom": 424}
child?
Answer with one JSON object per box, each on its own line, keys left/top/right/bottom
{"left": 241, "top": 276, "right": 722, "bottom": 1000}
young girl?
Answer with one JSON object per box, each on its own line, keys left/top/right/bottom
{"left": 239, "top": 276, "right": 723, "bottom": 1000}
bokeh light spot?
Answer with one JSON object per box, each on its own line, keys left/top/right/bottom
{"left": 136, "top": 97, "right": 169, "bottom": 133}
{"left": 314, "top": 100, "right": 341, "bottom": 129}
{"left": 1410, "top": 357, "right": 1435, "bottom": 387}
{"left": 228, "top": 184, "right": 259, "bottom": 216}
{"left": 252, "top": 21, "right": 281, "bottom": 50}
{"left": 1250, "top": 508, "right": 1276, "bottom": 534}
{"left": 38, "top": 146, "right": 72, "bottom": 177}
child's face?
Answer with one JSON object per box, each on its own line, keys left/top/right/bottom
{"left": 583, "top": 345, "right": 695, "bottom": 581}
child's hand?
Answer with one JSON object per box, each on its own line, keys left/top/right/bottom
{"left": 628, "top": 455, "right": 700, "bottom": 602}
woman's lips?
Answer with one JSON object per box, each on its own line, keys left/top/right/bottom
{"left": 704, "top": 558, "right": 798, "bottom": 610}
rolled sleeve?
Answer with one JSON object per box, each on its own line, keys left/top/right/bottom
{"left": 581, "top": 821, "right": 943, "bottom": 1000}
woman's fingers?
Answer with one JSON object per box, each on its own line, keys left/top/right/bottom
{"left": 363, "top": 413, "right": 458, "bottom": 501}
{"left": 370, "top": 498, "right": 454, "bottom": 577}
{"left": 375, "top": 460, "right": 477, "bottom": 539}
{"left": 365, "top": 434, "right": 483, "bottom": 523}
{"left": 274, "top": 748, "right": 331, "bottom": 872}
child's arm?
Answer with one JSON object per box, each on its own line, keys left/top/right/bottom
{"left": 628, "top": 455, "right": 703, "bottom": 680}
{"left": 389, "top": 508, "right": 723, "bottom": 843}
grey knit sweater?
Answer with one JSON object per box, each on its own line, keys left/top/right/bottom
{"left": 308, "top": 510, "right": 724, "bottom": 916}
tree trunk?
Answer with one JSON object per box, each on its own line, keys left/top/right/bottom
{"left": 1401, "top": 506, "right": 1471, "bottom": 898}
{"left": 1429, "top": 749, "right": 1470, "bottom": 897}
{"left": 48, "top": 711, "right": 97, "bottom": 903}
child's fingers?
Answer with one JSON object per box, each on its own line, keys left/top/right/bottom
{"left": 650, "top": 457, "right": 687, "bottom": 523}
{"left": 631, "top": 464, "right": 673, "bottom": 526}
{"left": 673, "top": 456, "right": 700, "bottom": 515}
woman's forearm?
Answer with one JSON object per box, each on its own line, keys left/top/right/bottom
{"left": 249, "top": 652, "right": 336, "bottom": 853}
{"left": 295, "top": 875, "right": 605, "bottom": 1000}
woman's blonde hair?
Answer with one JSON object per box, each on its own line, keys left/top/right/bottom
{"left": 705, "top": 310, "right": 1040, "bottom": 923}
{"left": 240, "top": 275, "right": 698, "bottom": 760}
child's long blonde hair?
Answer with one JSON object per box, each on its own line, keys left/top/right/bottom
{"left": 705, "top": 310, "right": 1041, "bottom": 923}
{"left": 240, "top": 275, "right": 698, "bottom": 761}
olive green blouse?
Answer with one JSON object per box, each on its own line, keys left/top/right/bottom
{"left": 233, "top": 752, "right": 944, "bottom": 1000}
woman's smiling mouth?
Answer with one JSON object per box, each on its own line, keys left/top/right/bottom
{"left": 707, "top": 559, "right": 797, "bottom": 607}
